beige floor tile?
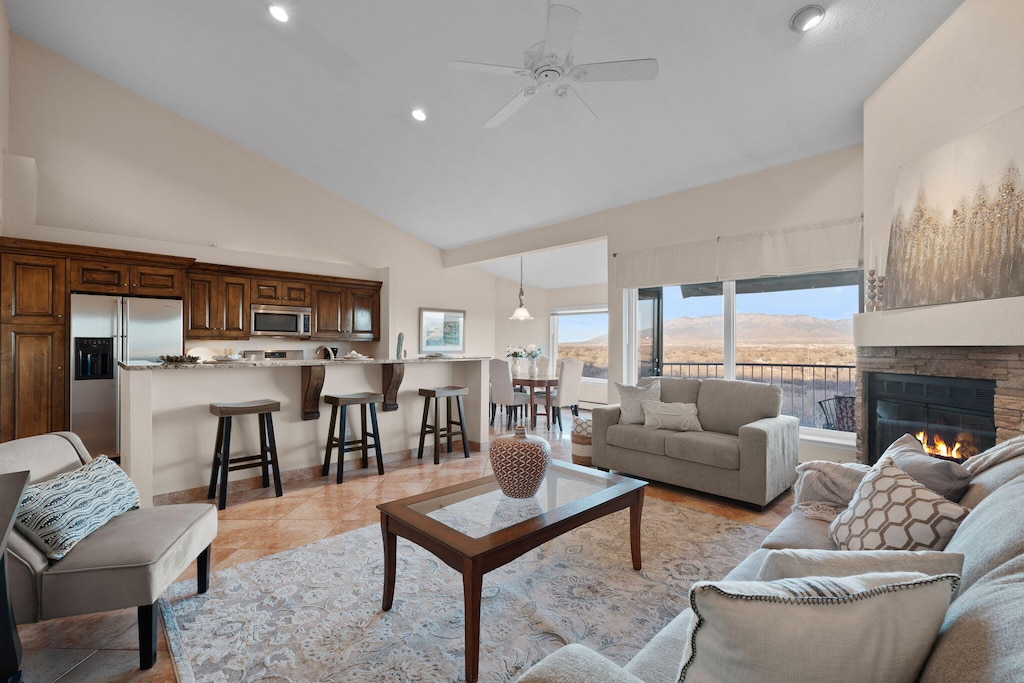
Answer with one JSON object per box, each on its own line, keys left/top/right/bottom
{"left": 19, "top": 649, "right": 94, "bottom": 683}
{"left": 17, "top": 610, "right": 136, "bottom": 650}
{"left": 54, "top": 649, "right": 177, "bottom": 683}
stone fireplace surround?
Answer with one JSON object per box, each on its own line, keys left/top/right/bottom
{"left": 855, "top": 346, "right": 1024, "bottom": 463}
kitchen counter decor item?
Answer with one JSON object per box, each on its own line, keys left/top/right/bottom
{"left": 488, "top": 425, "right": 551, "bottom": 498}
{"left": 160, "top": 355, "right": 200, "bottom": 365}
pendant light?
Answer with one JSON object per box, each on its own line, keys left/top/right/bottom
{"left": 509, "top": 256, "right": 534, "bottom": 320}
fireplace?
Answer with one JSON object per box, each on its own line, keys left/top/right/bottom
{"left": 866, "top": 372, "right": 996, "bottom": 465}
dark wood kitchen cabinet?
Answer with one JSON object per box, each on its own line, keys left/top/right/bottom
{"left": 251, "top": 279, "right": 310, "bottom": 306}
{"left": 311, "top": 284, "right": 380, "bottom": 341}
{"left": 185, "top": 273, "right": 250, "bottom": 339}
{"left": 1, "top": 253, "right": 67, "bottom": 325}
{"left": 0, "top": 324, "right": 66, "bottom": 441}
{"left": 71, "top": 259, "right": 183, "bottom": 298}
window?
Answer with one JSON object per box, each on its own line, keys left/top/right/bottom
{"left": 551, "top": 308, "right": 608, "bottom": 379}
{"left": 638, "top": 270, "right": 860, "bottom": 430}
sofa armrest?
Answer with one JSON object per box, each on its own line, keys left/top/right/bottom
{"left": 737, "top": 415, "right": 800, "bottom": 507}
{"left": 518, "top": 644, "right": 646, "bottom": 683}
{"left": 592, "top": 405, "right": 621, "bottom": 467}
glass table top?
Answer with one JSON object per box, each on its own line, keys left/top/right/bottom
{"left": 407, "top": 461, "right": 625, "bottom": 538}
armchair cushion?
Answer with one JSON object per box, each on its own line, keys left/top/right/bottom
{"left": 16, "top": 455, "right": 139, "bottom": 560}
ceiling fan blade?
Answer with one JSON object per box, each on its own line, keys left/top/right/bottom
{"left": 570, "top": 58, "right": 659, "bottom": 82}
{"left": 484, "top": 87, "right": 537, "bottom": 128}
{"left": 448, "top": 61, "right": 528, "bottom": 77}
{"left": 558, "top": 85, "right": 598, "bottom": 127}
{"left": 543, "top": 4, "right": 580, "bottom": 63}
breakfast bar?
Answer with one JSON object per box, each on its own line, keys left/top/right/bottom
{"left": 119, "top": 357, "right": 489, "bottom": 506}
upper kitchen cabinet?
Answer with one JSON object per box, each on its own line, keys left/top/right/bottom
{"left": 1, "top": 253, "right": 67, "bottom": 325}
{"left": 251, "top": 279, "right": 310, "bottom": 307}
{"left": 71, "top": 259, "right": 184, "bottom": 298}
{"left": 185, "top": 272, "right": 250, "bottom": 339}
{"left": 311, "top": 284, "right": 381, "bottom": 341}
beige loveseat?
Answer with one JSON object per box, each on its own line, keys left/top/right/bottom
{"left": 593, "top": 377, "right": 799, "bottom": 508}
{"left": 521, "top": 438, "right": 1024, "bottom": 682}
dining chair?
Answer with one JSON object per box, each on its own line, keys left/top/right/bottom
{"left": 537, "top": 356, "right": 551, "bottom": 376}
{"left": 490, "top": 358, "right": 529, "bottom": 428}
{"left": 533, "top": 358, "right": 584, "bottom": 430}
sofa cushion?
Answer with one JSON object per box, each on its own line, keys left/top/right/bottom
{"left": 39, "top": 503, "right": 217, "bottom": 620}
{"left": 830, "top": 463, "right": 970, "bottom": 551}
{"left": 16, "top": 455, "right": 140, "bottom": 560}
{"left": 957, "top": 447, "right": 1024, "bottom": 509}
{"left": 641, "top": 400, "right": 702, "bottom": 432}
{"left": 755, "top": 548, "right": 965, "bottom": 581}
{"left": 761, "top": 513, "right": 836, "bottom": 550}
{"left": 614, "top": 380, "right": 661, "bottom": 425}
{"left": 680, "top": 572, "right": 958, "bottom": 683}
{"left": 606, "top": 424, "right": 667, "bottom": 456}
{"left": 944, "top": 476, "right": 1024, "bottom": 594}
{"left": 919, "top": 553, "right": 1024, "bottom": 683}
{"left": 657, "top": 377, "right": 702, "bottom": 405}
{"left": 664, "top": 431, "right": 740, "bottom": 470}
{"left": 695, "top": 378, "right": 782, "bottom": 436}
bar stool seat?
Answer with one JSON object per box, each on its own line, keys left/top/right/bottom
{"left": 208, "top": 398, "right": 282, "bottom": 510}
{"left": 417, "top": 386, "right": 471, "bottom": 464}
{"left": 323, "top": 392, "right": 385, "bottom": 484}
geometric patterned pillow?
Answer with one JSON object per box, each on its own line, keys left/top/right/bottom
{"left": 829, "top": 464, "right": 970, "bottom": 551}
{"left": 15, "top": 456, "right": 140, "bottom": 560}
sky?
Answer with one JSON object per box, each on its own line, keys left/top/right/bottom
{"left": 557, "top": 284, "right": 860, "bottom": 343}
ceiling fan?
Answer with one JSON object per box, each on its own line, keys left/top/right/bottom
{"left": 449, "top": 4, "right": 658, "bottom": 128}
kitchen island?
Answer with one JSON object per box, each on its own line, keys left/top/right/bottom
{"left": 119, "top": 357, "right": 489, "bottom": 506}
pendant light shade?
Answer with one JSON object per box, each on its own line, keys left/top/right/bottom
{"left": 510, "top": 256, "right": 534, "bottom": 321}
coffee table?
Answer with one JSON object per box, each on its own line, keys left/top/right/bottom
{"left": 377, "top": 460, "right": 646, "bottom": 683}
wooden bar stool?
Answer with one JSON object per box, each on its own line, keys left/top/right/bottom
{"left": 207, "top": 399, "right": 282, "bottom": 510}
{"left": 417, "top": 386, "right": 471, "bottom": 464}
{"left": 322, "top": 392, "right": 385, "bottom": 484}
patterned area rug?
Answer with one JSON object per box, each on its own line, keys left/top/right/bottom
{"left": 161, "top": 498, "right": 768, "bottom": 682}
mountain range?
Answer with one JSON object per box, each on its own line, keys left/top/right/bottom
{"left": 583, "top": 313, "right": 853, "bottom": 345}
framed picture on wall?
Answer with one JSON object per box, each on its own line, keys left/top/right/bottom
{"left": 418, "top": 308, "right": 466, "bottom": 354}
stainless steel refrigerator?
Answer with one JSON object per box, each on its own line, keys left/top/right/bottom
{"left": 70, "top": 294, "right": 184, "bottom": 457}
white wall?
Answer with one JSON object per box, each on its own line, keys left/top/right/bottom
{"left": 5, "top": 35, "right": 498, "bottom": 362}
{"left": 860, "top": 0, "right": 1024, "bottom": 346}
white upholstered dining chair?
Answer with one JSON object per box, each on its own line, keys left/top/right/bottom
{"left": 490, "top": 358, "right": 529, "bottom": 428}
{"left": 533, "top": 358, "right": 584, "bottom": 430}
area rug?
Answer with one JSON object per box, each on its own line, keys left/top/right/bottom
{"left": 161, "top": 498, "right": 768, "bottom": 682}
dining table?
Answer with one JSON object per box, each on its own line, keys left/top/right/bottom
{"left": 512, "top": 375, "right": 559, "bottom": 430}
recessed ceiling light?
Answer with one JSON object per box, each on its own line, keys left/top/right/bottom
{"left": 790, "top": 5, "right": 825, "bottom": 32}
{"left": 411, "top": 108, "right": 427, "bottom": 122}
{"left": 267, "top": 4, "right": 289, "bottom": 23}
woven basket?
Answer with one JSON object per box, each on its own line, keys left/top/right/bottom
{"left": 571, "top": 416, "right": 593, "bottom": 467}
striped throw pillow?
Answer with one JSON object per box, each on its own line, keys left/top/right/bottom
{"left": 16, "top": 456, "right": 140, "bottom": 560}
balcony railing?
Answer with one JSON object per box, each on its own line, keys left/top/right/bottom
{"left": 640, "top": 361, "right": 856, "bottom": 430}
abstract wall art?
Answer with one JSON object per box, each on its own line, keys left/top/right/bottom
{"left": 885, "top": 106, "right": 1024, "bottom": 309}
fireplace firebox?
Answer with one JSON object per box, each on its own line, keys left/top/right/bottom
{"left": 867, "top": 372, "right": 996, "bottom": 465}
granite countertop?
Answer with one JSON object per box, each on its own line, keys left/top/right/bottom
{"left": 120, "top": 356, "right": 490, "bottom": 371}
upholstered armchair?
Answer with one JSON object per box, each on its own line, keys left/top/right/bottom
{"left": 0, "top": 432, "right": 217, "bottom": 670}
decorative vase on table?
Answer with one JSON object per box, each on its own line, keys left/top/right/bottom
{"left": 489, "top": 425, "right": 551, "bottom": 498}
{"left": 528, "top": 357, "right": 539, "bottom": 378}
{"left": 510, "top": 358, "right": 522, "bottom": 377}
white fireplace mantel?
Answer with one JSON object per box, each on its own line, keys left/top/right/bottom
{"left": 854, "top": 297, "right": 1024, "bottom": 348}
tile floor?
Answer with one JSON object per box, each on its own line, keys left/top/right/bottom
{"left": 15, "top": 415, "right": 793, "bottom": 682}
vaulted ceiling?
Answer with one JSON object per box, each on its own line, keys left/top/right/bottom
{"left": 6, "top": 0, "right": 963, "bottom": 287}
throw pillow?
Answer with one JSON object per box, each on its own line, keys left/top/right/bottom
{"left": 614, "top": 380, "right": 660, "bottom": 425}
{"left": 640, "top": 400, "right": 702, "bottom": 431}
{"left": 16, "top": 456, "right": 140, "bottom": 560}
{"left": 890, "top": 451, "right": 972, "bottom": 502}
{"left": 680, "top": 572, "right": 959, "bottom": 683}
{"left": 829, "top": 463, "right": 970, "bottom": 552}
{"left": 755, "top": 548, "right": 965, "bottom": 582}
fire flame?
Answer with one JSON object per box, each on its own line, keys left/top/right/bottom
{"left": 915, "top": 431, "right": 964, "bottom": 460}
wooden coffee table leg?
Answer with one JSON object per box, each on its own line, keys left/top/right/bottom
{"left": 462, "top": 562, "right": 483, "bottom": 683}
{"left": 381, "top": 513, "right": 397, "bottom": 611}
{"left": 629, "top": 490, "right": 644, "bottom": 570}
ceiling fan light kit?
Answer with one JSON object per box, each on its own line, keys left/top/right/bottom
{"left": 449, "top": 4, "right": 659, "bottom": 128}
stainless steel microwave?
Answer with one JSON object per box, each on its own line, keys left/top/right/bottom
{"left": 250, "top": 304, "right": 312, "bottom": 337}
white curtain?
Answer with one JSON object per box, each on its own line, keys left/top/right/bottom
{"left": 613, "top": 216, "right": 862, "bottom": 287}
